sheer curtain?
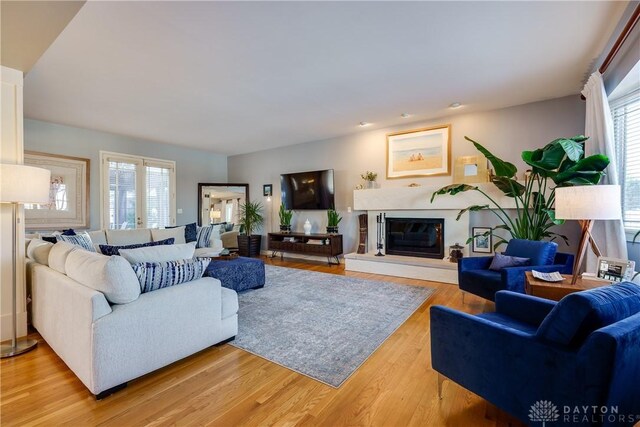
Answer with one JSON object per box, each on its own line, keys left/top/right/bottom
{"left": 581, "top": 71, "right": 628, "bottom": 272}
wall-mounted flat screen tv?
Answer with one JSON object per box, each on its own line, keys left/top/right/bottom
{"left": 280, "top": 169, "right": 335, "bottom": 210}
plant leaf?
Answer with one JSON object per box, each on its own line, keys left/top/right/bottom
{"left": 557, "top": 138, "right": 584, "bottom": 162}
{"left": 456, "top": 205, "right": 489, "bottom": 221}
{"left": 543, "top": 209, "right": 565, "bottom": 225}
{"left": 553, "top": 154, "right": 609, "bottom": 185}
{"left": 465, "top": 136, "right": 517, "bottom": 177}
{"left": 431, "top": 184, "right": 478, "bottom": 203}
{"left": 492, "top": 177, "right": 525, "bottom": 197}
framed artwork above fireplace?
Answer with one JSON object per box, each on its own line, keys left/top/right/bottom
{"left": 386, "top": 125, "right": 451, "bottom": 179}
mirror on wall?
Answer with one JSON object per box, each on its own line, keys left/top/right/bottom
{"left": 197, "top": 183, "right": 249, "bottom": 226}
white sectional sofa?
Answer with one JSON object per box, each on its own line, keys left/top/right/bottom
{"left": 26, "top": 229, "right": 238, "bottom": 399}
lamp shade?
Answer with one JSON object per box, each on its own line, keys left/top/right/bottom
{"left": 555, "top": 185, "right": 621, "bottom": 220}
{"left": 209, "top": 209, "right": 222, "bottom": 220}
{"left": 0, "top": 164, "right": 51, "bottom": 204}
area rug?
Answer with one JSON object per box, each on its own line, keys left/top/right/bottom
{"left": 229, "top": 265, "right": 435, "bottom": 387}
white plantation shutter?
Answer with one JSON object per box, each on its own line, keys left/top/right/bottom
{"left": 106, "top": 158, "right": 139, "bottom": 229}
{"left": 145, "top": 160, "right": 175, "bottom": 228}
{"left": 612, "top": 90, "right": 640, "bottom": 232}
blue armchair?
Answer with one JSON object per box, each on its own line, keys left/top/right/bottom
{"left": 431, "top": 283, "right": 640, "bottom": 426}
{"left": 459, "top": 239, "right": 574, "bottom": 301}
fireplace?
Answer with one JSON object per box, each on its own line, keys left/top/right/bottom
{"left": 385, "top": 217, "right": 444, "bottom": 259}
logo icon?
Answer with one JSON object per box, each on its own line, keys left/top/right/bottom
{"left": 529, "top": 400, "right": 559, "bottom": 426}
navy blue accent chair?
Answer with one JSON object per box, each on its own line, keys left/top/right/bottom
{"left": 431, "top": 283, "right": 640, "bottom": 427}
{"left": 459, "top": 239, "right": 574, "bottom": 301}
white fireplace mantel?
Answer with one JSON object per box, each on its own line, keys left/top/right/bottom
{"left": 353, "top": 183, "right": 517, "bottom": 211}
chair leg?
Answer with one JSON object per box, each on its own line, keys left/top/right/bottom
{"left": 437, "top": 373, "right": 445, "bottom": 399}
{"left": 461, "top": 292, "right": 466, "bottom": 305}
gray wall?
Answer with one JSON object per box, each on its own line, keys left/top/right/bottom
{"left": 228, "top": 95, "right": 586, "bottom": 255}
{"left": 24, "top": 119, "right": 227, "bottom": 230}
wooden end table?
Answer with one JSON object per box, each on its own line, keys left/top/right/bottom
{"left": 524, "top": 271, "right": 610, "bottom": 301}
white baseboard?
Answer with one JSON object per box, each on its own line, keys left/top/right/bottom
{"left": 1, "top": 311, "right": 28, "bottom": 341}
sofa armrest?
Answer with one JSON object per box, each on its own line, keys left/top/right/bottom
{"left": 459, "top": 256, "right": 493, "bottom": 272}
{"left": 494, "top": 291, "right": 556, "bottom": 327}
{"left": 501, "top": 264, "right": 568, "bottom": 293}
{"left": 30, "top": 264, "right": 112, "bottom": 394}
{"left": 221, "top": 230, "right": 239, "bottom": 249}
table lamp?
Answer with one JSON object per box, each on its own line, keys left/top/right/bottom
{"left": 209, "top": 209, "right": 222, "bottom": 224}
{"left": 555, "top": 185, "right": 622, "bottom": 285}
{"left": 1, "top": 163, "right": 51, "bottom": 358}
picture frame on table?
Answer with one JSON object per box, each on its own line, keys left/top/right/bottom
{"left": 386, "top": 124, "right": 451, "bottom": 179}
{"left": 472, "top": 227, "right": 492, "bottom": 253}
{"left": 23, "top": 151, "right": 90, "bottom": 230}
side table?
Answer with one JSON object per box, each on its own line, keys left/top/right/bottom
{"left": 524, "top": 271, "right": 609, "bottom": 301}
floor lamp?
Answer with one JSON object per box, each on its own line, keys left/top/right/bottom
{"left": 554, "top": 185, "right": 622, "bottom": 286}
{"left": 1, "top": 163, "right": 51, "bottom": 358}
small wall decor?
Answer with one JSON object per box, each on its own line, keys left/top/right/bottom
{"left": 472, "top": 227, "right": 492, "bottom": 253}
{"left": 23, "top": 151, "right": 90, "bottom": 230}
{"left": 386, "top": 124, "right": 451, "bottom": 179}
{"left": 263, "top": 184, "right": 272, "bottom": 197}
{"left": 453, "top": 154, "right": 489, "bottom": 184}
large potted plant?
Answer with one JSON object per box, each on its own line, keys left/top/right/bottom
{"left": 326, "top": 209, "right": 342, "bottom": 234}
{"left": 279, "top": 203, "right": 293, "bottom": 233}
{"left": 431, "top": 135, "right": 609, "bottom": 249}
{"left": 237, "top": 200, "right": 264, "bottom": 257}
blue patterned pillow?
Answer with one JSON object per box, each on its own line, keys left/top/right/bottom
{"left": 196, "top": 226, "right": 214, "bottom": 248}
{"left": 99, "top": 238, "right": 175, "bottom": 256}
{"left": 131, "top": 258, "right": 211, "bottom": 293}
{"left": 57, "top": 233, "right": 96, "bottom": 252}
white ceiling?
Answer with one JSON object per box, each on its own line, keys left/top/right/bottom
{"left": 23, "top": 1, "right": 625, "bottom": 156}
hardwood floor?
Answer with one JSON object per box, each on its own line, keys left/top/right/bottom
{"left": 1, "top": 256, "right": 525, "bottom": 426}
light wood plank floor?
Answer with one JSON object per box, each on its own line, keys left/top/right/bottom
{"left": 1, "top": 256, "right": 525, "bottom": 426}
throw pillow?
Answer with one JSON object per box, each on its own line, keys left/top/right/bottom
{"left": 132, "top": 258, "right": 211, "bottom": 293}
{"left": 61, "top": 229, "right": 77, "bottom": 236}
{"left": 27, "top": 238, "right": 53, "bottom": 265}
{"left": 57, "top": 233, "right": 96, "bottom": 252}
{"left": 99, "top": 238, "right": 175, "bottom": 256}
{"left": 151, "top": 226, "right": 186, "bottom": 244}
{"left": 196, "top": 225, "right": 214, "bottom": 248}
{"left": 118, "top": 242, "right": 196, "bottom": 264}
{"left": 167, "top": 222, "right": 197, "bottom": 243}
{"left": 224, "top": 223, "right": 234, "bottom": 232}
{"left": 488, "top": 253, "right": 530, "bottom": 271}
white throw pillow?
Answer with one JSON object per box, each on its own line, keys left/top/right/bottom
{"left": 151, "top": 226, "right": 186, "bottom": 244}
{"left": 118, "top": 242, "right": 196, "bottom": 264}
{"left": 65, "top": 250, "right": 140, "bottom": 304}
{"left": 27, "top": 239, "right": 53, "bottom": 266}
{"left": 48, "top": 242, "right": 79, "bottom": 274}
{"left": 105, "top": 228, "right": 152, "bottom": 245}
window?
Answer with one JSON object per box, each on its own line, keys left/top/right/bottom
{"left": 101, "top": 152, "right": 176, "bottom": 229}
{"left": 612, "top": 89, "right": 640, "bottom": 234}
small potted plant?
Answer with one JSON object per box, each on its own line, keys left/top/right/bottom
{"left": 361, "top": 171, "right": 378, "bottom": 189}
{"left": 326, "top": 209, "right": 342, "bottom": 234}
{"left": 279, "top": 203, "right": 293, "bottom": 233}
{"left": 237, "top": 200, "right": 264, "bottom": 257}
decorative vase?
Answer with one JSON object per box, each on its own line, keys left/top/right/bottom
{"left": 238, "top": 235, "right": 262, "bottom": 257}
{"left": 326, "top": 226, "right": 339, "bottom": 234}
{"left": 303, "top": 219, "right": 312, "bottom": 235}
{"left": 280, "top": 224, "right": 291, "bottom": 233}
{"left": 366, "top": 180, "right": 376, "bottom": 189}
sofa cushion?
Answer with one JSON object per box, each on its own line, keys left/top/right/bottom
{"left": 131, "top": 258, "right": 210, "bottom": 293}
{"left": 99, "top": 238, "right": 175, "bottom": 256}
{"left": 48, "top": 241, "right": 79, "bottom": 274}
{"left": 488, "top": 254, "right": 530, "bottom": 271}
{"left": 167, "top": 223, "right": 197, "bottom": 243}
{"left": 151, "top": 226, "right": 186, "bottom": 244}
{"left": 119, "top": 242, "right": 196, "bottom": 264}
{"left": 196, "top": 226, "right": 215, "bottom": 248}
{"left": 106, "top": 228, "right": 152, "bottom": 245}
{"left": 504, "top": 239, "right": 557, "bottom": 266}
{"left": 27, "top": 238, "right": 53, "bottom": 266}
{"left": 536, "top": 282, "right": 640, "bottom": 347}
{"left": 65, "top": 250, "right": 140, "bottom": 304}
{"left": 87, "top": 230, "right": 107, "bottom": 245}
{"left": 221, "top": 287, "right": 239, "bottom": 319}
{"left": 57, "top": 233, "right": 96, "bottom": 252}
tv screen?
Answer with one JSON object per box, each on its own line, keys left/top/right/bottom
{"left": 281, "top": 169, "right": 335, "bottom": 210}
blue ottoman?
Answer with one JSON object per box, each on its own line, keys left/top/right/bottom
{"left": 204, "top": 257, "right": 265, "bottom": 293}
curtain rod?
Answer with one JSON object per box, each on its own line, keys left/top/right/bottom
{"left": 581, "top": 3, "right": 640, "bottom": 100}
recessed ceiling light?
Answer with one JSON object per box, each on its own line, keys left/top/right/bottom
{"left": 359, "top": 121, "right": 372, "bottom": 127}
{"left": 400, "top": 113, "right": 411, "bottom": 118}
{"left": 449, "top": 102, "right": 462, "bottom": 109}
